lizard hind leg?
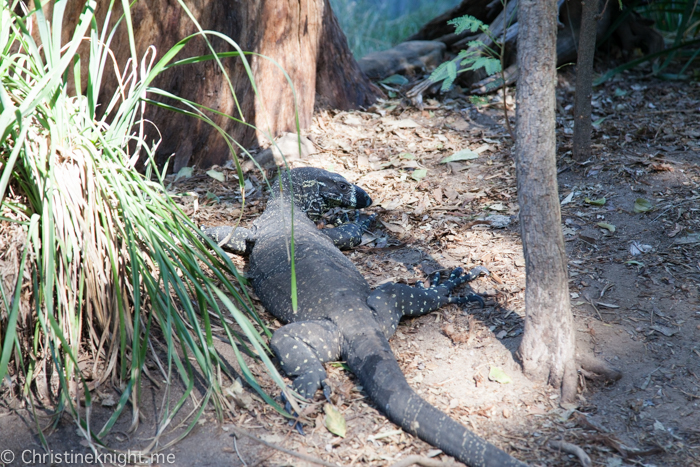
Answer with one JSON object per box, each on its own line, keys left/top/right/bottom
{"left": 270, "top": 320, "right": 342, "bottom": 400}
{"left": 368, "top": 266, "right": 490, "bottom": 322}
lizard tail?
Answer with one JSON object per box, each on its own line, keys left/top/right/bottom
{"left": 344, "top": 327, "right": 528, "bottom": 467}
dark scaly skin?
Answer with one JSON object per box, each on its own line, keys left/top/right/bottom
{"left": 203, "top": 168, "right": 371, "bottom": 253}
{"left": 203, "top": 168, "right": 528, "bottom": 467}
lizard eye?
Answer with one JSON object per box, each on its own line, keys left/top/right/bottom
{"left": 337, "top": 182, "right": 349, "bottom": 191}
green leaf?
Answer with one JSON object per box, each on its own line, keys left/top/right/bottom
{"left": 410, "top": 169, "right": 427, "bottom": 181}
{"left": 324, "top": 403, "right": 346, "bottom": 437}
{"left": 399, "top": 153, "right": 416, "bottom": 159}
{"left": 329, "top": 362, "right": 351, "bottom": 371}
{"left": 380, "top": 74, "right": 409, "bottom": 86}
{"left": 633, "top": 198, "right": 653, "bottom": 213}
{"left": 488, "top": 366, "right": 512, "bottom": 384}
{"left": 429, "top": 60, "right": 458, "bottom": 92}
{"left": 469, "top": 96, "right": 489, "bottom": 107}
{"left": 466, "top": 40, "right": 486, "bottom": 49}
{"left": 470, "top": 56, "right": 501, "bottom": 76}
{"left": 206, "top": 169, "right": 225, "bottom": 182}
{"left": 614, "top": 88, "right": 627, "bottom": 97}
{"left": 592, "top": 117, "right": 607, "bottom": 128}
{"left": 448, "top": 15, "right": 484, "bottom": 35}
{"left": 440, "top": 149, "right": 478, "bottom": 163}
{"left": 175, "top": 166, "right": 194, "bottom": 181}
{"left": 584, "top": 197, "right": 606, "bottom": 206}
{"left": 597, "top": 222, "right": 616, "bottom": 232}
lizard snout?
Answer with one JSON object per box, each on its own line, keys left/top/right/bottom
{"left": 354, "top": 186, "right": 372, "bottom": 209}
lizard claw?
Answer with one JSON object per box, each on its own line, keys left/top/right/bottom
{"left": 450, "top": 292, "right": 485, "bottom": 308}
{"left": 322, "top": 380, "right": 333, "bottom": 404}
{"left": 466, "top": 293, "right": 485, "bottom": 308}
{"left": 281, "top": 390, "right": 306, "bottom": 436}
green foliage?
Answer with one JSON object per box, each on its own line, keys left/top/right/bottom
{"left": 596, "top": 0, "right": 700, "bottom": 83}
{"left": 329, "top": 0, "right": 461, "bottom": 58}
{"left": 0, "top": 0, "right": 292, "bottom": 448}
{"left": 429, "top": 15, "right": 503, "bottom": 91}
{"left": 447, "top": 15, "right": 486, "bottom": 35}
{"left": 469, "top": 95, "right": 489, "bottom": 106}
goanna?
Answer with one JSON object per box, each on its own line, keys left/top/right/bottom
{"left": 203, "top": 167, "right": 527, "bottom": 467}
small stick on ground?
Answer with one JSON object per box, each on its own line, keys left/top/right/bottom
{"left": 229, "top": 425, "right": 340, "bottom": 467}
{"left": 549, "top": 440, "right": 592, "bottom": 467}
{"left": 388, "top": 455, "right": 460, "bottom": 467}
{"left": 233, "top": 435, "right": 247, "bottom": 466}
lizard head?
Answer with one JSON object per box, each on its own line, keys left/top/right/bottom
{"left": 314, "top": 171, "right": 372, "bottom": 210}
{"left": 272, "top": 168, "right": 372, "bottom": 218}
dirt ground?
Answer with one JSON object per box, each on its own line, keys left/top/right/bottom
{"left": 1, "top": 70, "right": 699, "bottom": 467}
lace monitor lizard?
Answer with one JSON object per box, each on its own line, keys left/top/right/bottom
{"left": 203, "top": 168, "right": 527, "bottom": 467}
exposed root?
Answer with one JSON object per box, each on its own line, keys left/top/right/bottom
{"left": 576, "top": 350, "right": 622, "bottom": 382}
{"left": 549, "top": 440, "right": 592, "bottom": 467}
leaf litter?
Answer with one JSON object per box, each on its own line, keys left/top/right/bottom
{"left": 14, "top": 70, "right": 696, "bottom": 467}
{"left": 211, "top": 71, "right": 700, "bottom": 466}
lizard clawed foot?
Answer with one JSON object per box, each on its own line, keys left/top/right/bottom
{"left": 453, "top": 293, "right": 486, "bottom": 309}
{"left": 280, "top": 390, "right": 306, "bottom": 436}
{"left": 321, "top": 380, "right": 333, "bottom": 404}
{"left": 433, "top": 267, "right": 488, "bottom": 308}
{"left": 431, "top": 266, "right": 488, "bottom": 292}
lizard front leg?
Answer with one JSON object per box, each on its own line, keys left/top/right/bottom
{"left": 321, "top": 212, "right": 375, "bottom": 250}
{"left": 201, "top": 225, "right": 254, "bottom": 255}
{"left": 271, "top": 320, "right": 342, "bottom": 400}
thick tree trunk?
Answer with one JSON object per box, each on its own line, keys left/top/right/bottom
{"left": 53, "top": 0, "right": 378, "bottom": 170}
{"left": 572, "top": 0, "right": 599, "bottom": 162}
{"left": 515, "top": 0, "right": 578, "bottom": 404}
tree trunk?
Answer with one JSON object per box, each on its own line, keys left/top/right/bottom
{"left": 53, "top": 0, "right": 379, "bottom": 171}
{"left": 572, "top": 0, "right": 602, "bottom": 162}
{"left": 515, "top": 0, "right": 577, "bottom": 405}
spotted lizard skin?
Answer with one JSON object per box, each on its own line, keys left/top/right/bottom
{"left": 203, "top": 168, "right": 370, "bottom": 254}
{"left": 203, "top": 168, "right": 527, "bottom": 467}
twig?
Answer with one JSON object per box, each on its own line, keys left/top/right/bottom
{"left": 675, "top": 387, "right": 700, "bottom": 399}
{"left": 229, "top": 425, "right": 340, "bottom": 467}
{"left": 388, "top": 455, "right": 460, "bottom": 467}
{"left": 651, "top": 196, "right": 700, "bottom": 222}
{"left": 549, "top": 440, "right": 592, "bottom": 467}
{"left": 584, "top": 295, "right": 604, "bottom": 323}
{"left": 233, "top": 435, "right": 248, "bottom": 466}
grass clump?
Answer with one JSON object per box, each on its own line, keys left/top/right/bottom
{"left": 0, "top": 0, "right": 286, "bottom": 450}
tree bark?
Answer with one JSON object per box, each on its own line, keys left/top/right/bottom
{"left": 51, "top": 0, "right": 379, "bottom": 171}
{"left": 572, "top": 0, "right": 601, "bottom": 162}
{"left": 515, "top": 0, "right": 577, "bottom": 404}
